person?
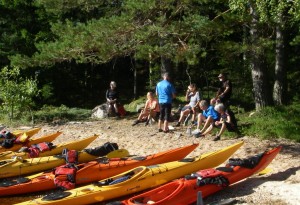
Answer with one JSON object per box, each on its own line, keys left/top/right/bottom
{"left": 132, "top": 92, "right": 160, "bottom": 126}
{"left": 199, "top": 103, "right": 237, "bottom": 141}
{"left": 216, "top": 73, "right": 232, "bottom": 108}
{"left": 192, "top": 99, "right": 219, "bottom": 137}
{"left": 106, "top": 81, "right": 119, "bottom": 116}
{"left": 156, "top": 72, "right": 176, "bottom": 133}
{"left": 174, "top": 83, "right": 201, "bottom": 127}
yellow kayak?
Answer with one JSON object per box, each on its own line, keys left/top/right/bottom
{"left": 11, "top": 127, "right": 42, "bottom": 138}
{"left": 0, "top": 135, "right": 100, "bottom": 178}
{"left": 0, "top": 133, "right": 99, "bottom": 161}
{"left": 18, "top": 141, "right": 244, "bottom": 205}
{"left": 0, "top": 128, "right": 46, "bottom": 153}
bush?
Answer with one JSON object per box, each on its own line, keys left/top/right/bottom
{"left": 33, "top": 105, "right": 91, "bottom": 123}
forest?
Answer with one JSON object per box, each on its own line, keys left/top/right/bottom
{"left": 0, "top": 0, "right": 300, "bottom": 121}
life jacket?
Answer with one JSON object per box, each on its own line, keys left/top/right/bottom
{"left": 189, "top": 168, "right": 229, "bottom": 187}
{"left": 27, "top": 142, "right": 54, "bottom": 158}
{"left": 54, "top": 164, "right": 77, "bottom": 190}
{"left": 53, "top": 149, "right": 79, "bottom": 190}
{"left": 62, "top": 149, "right": 78, "bottom": 164}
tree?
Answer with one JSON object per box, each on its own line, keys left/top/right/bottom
{"left": 0, "top": 66, "right": 39, "bottom": 121}
{"left": 229, "top": 0, "right": 299, "bottom": 109}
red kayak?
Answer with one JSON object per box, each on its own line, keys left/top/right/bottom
{"left": 0, "top": 143, "right": 198, "bottom": 196}
{"left": 118, "top": 146, "right": 281, "bottom": 205}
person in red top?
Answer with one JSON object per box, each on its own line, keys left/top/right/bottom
{"left": 132, "top": 92, "right": 160, "bottom": 126}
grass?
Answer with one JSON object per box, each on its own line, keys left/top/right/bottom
{"left": 0, "top": 100, "right": 299, "bottom": 142}
{"left": 236, "top": 103, "right": 300, "bottom": 142}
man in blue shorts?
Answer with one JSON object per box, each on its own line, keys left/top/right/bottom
{"left": 156, "top": 72, "right": 176, "bottom": 133}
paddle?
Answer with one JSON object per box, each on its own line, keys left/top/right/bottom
{"left": 106, "top": 149, "right": 129, "bottom": 158}
{"left": 258, "top": 167, "right": 272, "bottom": 175}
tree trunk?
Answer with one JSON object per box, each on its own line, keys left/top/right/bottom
{"left": 249, "top": 3, "right": 271, "bottom": 110}
{"left": 273, "top": 22, "right": 287, "bottom": 105}
{"left": 149, "top": 53, "right": 153, "bottom": 89}
{"left": 160, "top": 56, "right": 172, "bottom": 74}
{"left": 133, "top": 64, "right": 137, "bottom": 100}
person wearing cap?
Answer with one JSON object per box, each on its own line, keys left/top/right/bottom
{"left": 106, "top": 81, "right": 119, "bottom": 116}
{"left": 216, "top": 73, "right": 232, "bottom": 108}
{"left": 156, "top": 72, "right": 176, "bottom": 133}
{"left": 174, "top": 83, "right": 201, "bottom": 127}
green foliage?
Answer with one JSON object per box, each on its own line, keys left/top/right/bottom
{"left": 125, "top": 97, "right": 147, "bottom": 112}
{"left": 0, "top": 66, "right": 39, "bottom": 120}
{"left": 33, "top": 105, "right": 91, "bottom": 123}
{"left": 237, "top": 103, "right": 300, "bottom": 142}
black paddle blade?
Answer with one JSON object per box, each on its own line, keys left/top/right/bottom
{"left": 0, "top": 177, "right": 30, "bottom": 187}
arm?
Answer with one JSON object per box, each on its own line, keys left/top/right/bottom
{"left": 106, "top": 90, "right": 110, "bottom": 102}
{"left": 218, "top": 81, "right": 231, "bottom": 98}
{"left": 185, "top": 89, "right": 191, "bottom": 101}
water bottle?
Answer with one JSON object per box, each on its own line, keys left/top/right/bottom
{"left": 186, "top": 127, "right": 192, "bottom": 136}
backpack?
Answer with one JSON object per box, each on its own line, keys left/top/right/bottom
{"left": 118, "top": 104, "right": 126, "bottom": 116}
{"left": 84, "top": 142, "right": 118, "bottom": 156}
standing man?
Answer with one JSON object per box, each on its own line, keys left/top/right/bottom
{"left": 156, "top": 72, "right": 176, "bottom": 133}
{"left": 216, "top": 73, "right": 232, "bottom": 108}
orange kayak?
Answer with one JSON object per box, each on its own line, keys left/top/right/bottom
{"left": 119, "top": 146, "right": 281, "bottom": 205}
{"left": 0, "top": 143, "right": 198, "bottom": 196}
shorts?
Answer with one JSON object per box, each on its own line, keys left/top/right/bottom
{"left": 181, "top": 105, "right": 193, "bottom": 114}
{"left": 159, "top": 103, "right": 172, "bottom": 121}
{"left": 214, "top": 121, "right": 235, "bottom": 132}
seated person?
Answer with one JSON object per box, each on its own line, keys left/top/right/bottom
{"left": 192, "top": 99, "right": 219, "bottom": 136}
{"left": 106, "top": 81, "right": 119, "bottom": 116}
{"left": 198, "top": 103, "right": 237, "bottom": 141}
{"left": 175, "top": 84, "right": 201, "bottom": 127}
{"left": 132, "top": 92, "right": 160, "bottom": 126}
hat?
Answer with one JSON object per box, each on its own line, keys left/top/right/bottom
{"left": 218, "top": 73, "right": 225, "bottom": 78}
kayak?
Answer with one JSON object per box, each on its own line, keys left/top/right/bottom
{"left": 0, "top": 135, "right": 100, "bottom": 178}
{"left": 0, "top": 129, "right": 60, "bottom": 153}
{"left": 0, "top": 127, "right": 42, "bottom": 152}
{"left": 0, "top": 133, "right": 98, "bottom": 161}
{"left": 17, "top": 141, "right": 244, "bottom": 205}
{"left": 118, "top": 146, "right": 281, "bottom": 205}
{"left": 0, "top": 143, "right": 198, "bottom": 196}
{"left": 11, "top": 127, "right": 42, "bottom": 138}
{"left": 0, "top": 127, "right": 41, "bottom": 143}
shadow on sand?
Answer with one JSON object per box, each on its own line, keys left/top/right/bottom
{"left": 202, "top": 166, "right": 300, "bottom": 205}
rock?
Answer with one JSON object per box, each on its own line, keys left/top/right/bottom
{"left": 136, "top": 104, "right": 144, "bottom": 113}
{"left": 91, "top": 104, "right": 108, "bottom": 119}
